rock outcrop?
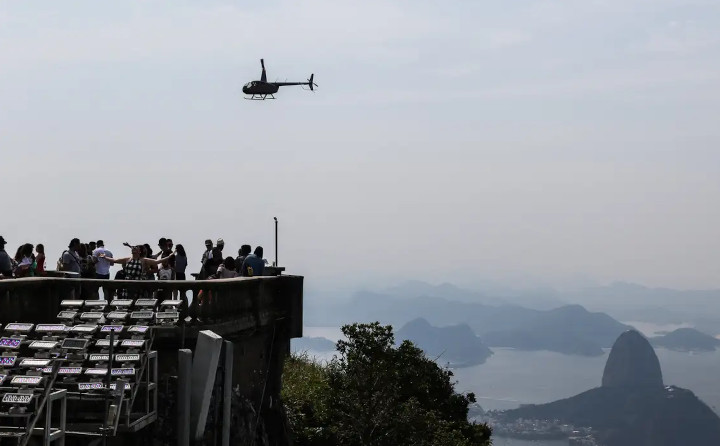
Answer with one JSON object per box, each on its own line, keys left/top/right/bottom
{"left": 602, "top": 330, "right": 663, "bottom": 388}
{"left": 651, "top": 328, "right": 720, "bottom": 352}
{"left": 396, "top": 318, "right": 492, "bottom": 367}
{"left": 502, "top": 330, "right": 720, "bottom": 446}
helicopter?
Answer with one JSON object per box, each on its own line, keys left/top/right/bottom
{"left": 243, "top": 59, "right": 317, "bottom": 100}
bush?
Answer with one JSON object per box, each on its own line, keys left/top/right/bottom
{"left": 282, "top": 322, "right": 492, "bottom": 446}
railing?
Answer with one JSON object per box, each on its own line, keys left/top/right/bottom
{"left": 0, "top": 276, "right": 303, "bottom": 339}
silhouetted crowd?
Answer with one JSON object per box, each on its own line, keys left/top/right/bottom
{"left": 0, "top": 235, "right": 267, "bottom": 282}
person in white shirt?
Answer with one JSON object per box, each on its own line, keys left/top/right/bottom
{"left": 215, "top": 257, "right": 238, "bottom": 279}
{"left": 92, "top": 240, "right": 113, "bottom": 299}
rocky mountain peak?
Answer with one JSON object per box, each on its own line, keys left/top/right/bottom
{"left": 602, "top": 330, "right": 663, "bottom": 388}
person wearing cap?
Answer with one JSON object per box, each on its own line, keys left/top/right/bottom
{"left": 201, "top": 239, "right": 213, "bottom": 265}
{"left": 204, "top": 240, "right": 224, "bottom": 278}
{"left": 0, "top": 236, "right": 13, "bottom": 277}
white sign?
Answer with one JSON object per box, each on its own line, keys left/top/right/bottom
{"left": 121, "top": 339, "right": 145, "bottom": 348}
{"left": 11, "top": 376, "right": 43, "bottom": 385}
{"left": 4, "top": 323, "right": 34, "bottom": 332}
{"left": 71, "top": 325, "right": 97, "bottom": 333}
{"left": 89, "top": 354, "right": 110, "bottom": 362}
{"left": 115, "top": 354, "right": 140, "bottom": 362}
{"left": 78, "top": 382, "right": 105, "bottom": 390}
{"left": 128, "top": 326, "right": 149, "bottom": 333}
{"left": 60, "top": 300, "right": 84, "bottom": 307}
{"left": 85, "top": 368, "right": 108, "bottom": 376}
{"left": 2, "top": 393, "right": 33, "bottom": 404}
{"left": 20, "top": 358, "right": 50, "bottom": 367}
{"left": 35, "top": 325, "right": 67, "bottom": 332}
{"left": 58, "top": 367, "right": 83, "bottom": 375}
{"left": 30, "top": 341, "right": 58, "bottom": 349}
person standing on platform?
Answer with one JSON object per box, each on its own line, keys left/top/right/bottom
{"left": 235, "top": 245, "right": 251, "bottom": 274}
{"left": 0, "top": 236, "right": 13, "bottom": 278}
{"left": 35, "top": 244, "right": 46, "bottom": 276}
{"left": 241, "top": 246, "right": 266, "bottom": 277}
{"left": 92, "top": 240, "right": 113, "bottom": 299}
{"left": 60, "top": 238, "right": 82, "bottom": 274}
{"left": 101, "top": 245, "right": 174, "bottom": 298}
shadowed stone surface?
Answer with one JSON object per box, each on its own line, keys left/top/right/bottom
{"left": 602, "top": 330, "right": 663, "bottom": 388}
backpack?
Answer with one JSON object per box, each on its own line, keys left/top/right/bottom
{"left": 158, "top": 267, "right": 172, "bottom": 281}
{"left": 56, "top": 251, "right": 66, "bottom": 271}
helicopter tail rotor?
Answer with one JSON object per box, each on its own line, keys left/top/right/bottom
{"left": 308, "top": 74, "right": 317, "bottom": 91}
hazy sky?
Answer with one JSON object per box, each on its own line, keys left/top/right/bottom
{"left": 2, "top": 0, "right": 719, "bottom": 290}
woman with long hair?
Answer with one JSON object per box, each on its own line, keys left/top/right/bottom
{"left": 35, "top": 244, "right": 46, "bottom": 276}
{"left": 172, "top": 244, "right": 187, "bottom": 300}
{"left": 14, "top": 243, "right": 35, "bottom": 277}
{"left": 174, "top": 244, "right": 187, "bottom": 281}
{"left": 143, "top": 243, "right": 157, "bottom": 280}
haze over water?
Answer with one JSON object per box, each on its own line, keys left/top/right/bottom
{"left": 2, "top": 0, "right": 720, "bottom": 294}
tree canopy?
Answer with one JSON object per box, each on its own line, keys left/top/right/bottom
{"left": 282, "top": 322, "right": 492, "bottom": 446}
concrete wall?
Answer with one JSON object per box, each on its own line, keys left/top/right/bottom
{"left": 0, "top": 275, "right": 304, "bottom": 442}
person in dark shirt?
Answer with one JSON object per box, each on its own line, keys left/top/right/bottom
{"left": 0, "top": 236, "right": 12, "bottom": 277}
{"left": 241, "top": 246, "right": 266, "bottom": 277}
{"left": 235, "top": 245, "right": 252, "bottom": 274}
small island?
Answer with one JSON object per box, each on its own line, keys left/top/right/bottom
{"left": 396, "top": 318, "right": 493, "bottom": 367}
{"left": 650, "top": 327, "right": 720, "bottom": 352}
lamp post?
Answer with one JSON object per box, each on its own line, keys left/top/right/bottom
{"left": 274, "top": 217, "right": 278, "bottom": 267}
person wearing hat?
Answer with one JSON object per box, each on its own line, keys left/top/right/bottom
{"left": 201, "top": 239, "right": 213, "bottom": 265}
{"left": 0, "top": 236, "right": 13, "bottom": 277}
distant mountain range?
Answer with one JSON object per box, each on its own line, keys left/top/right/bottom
{"left": 315, "top": 283, "right": 631, "bottom": 356}
{"left": 304, "top": 280, "right": 720, "bottom": 336}
{"left": 291, "top": 336, "right": 337, "bottom": 353}
{"left": 396, "top": 318, "right": 492, "bottom": 367}
{"left": 565, "top": 282, "right": 720, "bottom": 333}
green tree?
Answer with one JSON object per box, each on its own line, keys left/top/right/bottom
{"left": 282, "top": 322, "right": 492, "bottom": 446}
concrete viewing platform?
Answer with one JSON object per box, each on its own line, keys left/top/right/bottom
{"left": 0, "top": 274, "right": 304, "bottom": 444}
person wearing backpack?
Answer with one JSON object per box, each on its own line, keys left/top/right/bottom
{"left": 59, "top": 238, "right": 82, "bottom": 274}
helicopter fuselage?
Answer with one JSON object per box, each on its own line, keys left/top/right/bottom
{"left": 243, "top": 81, "right": 280, "bottom": 95}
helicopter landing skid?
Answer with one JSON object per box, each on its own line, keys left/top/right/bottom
{"left": 245, "top": 94, "right": 275, "bottom": 100}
